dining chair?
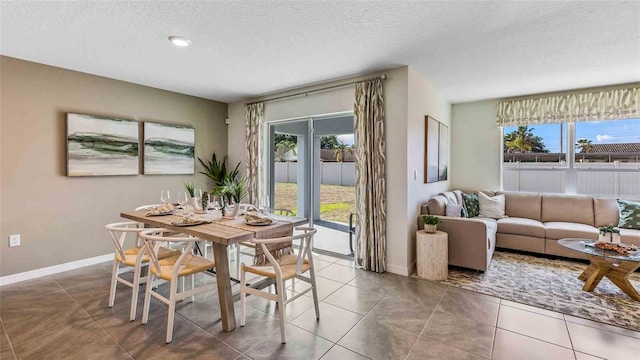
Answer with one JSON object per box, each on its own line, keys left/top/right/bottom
{"left": 240, "top": 227, "right": 319, "bottom": 344}
{"left": 234, "top": 208, "right": 295, "bottom": 276}
{"left": 139, "top": 229, "right": 217, "bottom": 343}
{"left": 105, "top": 222, "right": 180, "bottom": 321}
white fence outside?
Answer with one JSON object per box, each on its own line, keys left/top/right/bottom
{"left": 275, "top": 162, "right": 356, "bottom": 186}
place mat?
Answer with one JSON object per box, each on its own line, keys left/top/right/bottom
{"left": 219, "top": 216, "right": 294, "bottom": 265}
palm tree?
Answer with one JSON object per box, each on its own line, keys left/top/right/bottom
{"left": 504, "top": 126, "right": 548, "bottom": 153}
{"left": 334, "top": 139, "right": 354, "bottom": 162}
{"left": 575, "top": 138, "right": 593, "bottom": 153}
{"left": 505, "top": 137, "right": 533, "bottom": 153}
{"left": 274, "top": 141, "right": 296, "bottom": 161}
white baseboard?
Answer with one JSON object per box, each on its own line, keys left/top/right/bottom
{"left": 386, "top": 263, "right": 409, "bottom": 276}
{"left": 0, "top": 253, "right": 114, "bottom": 286}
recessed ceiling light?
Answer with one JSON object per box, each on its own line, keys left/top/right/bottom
{"left": 168, "top": 36, "right": 191, "bottom": 47}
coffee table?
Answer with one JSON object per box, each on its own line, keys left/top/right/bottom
{"left": 558, "top": 238, "right": 640, "bottom": 301}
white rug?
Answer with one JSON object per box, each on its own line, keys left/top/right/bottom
{"left": 435, "top": 251, "right": 640, "bottom": 332}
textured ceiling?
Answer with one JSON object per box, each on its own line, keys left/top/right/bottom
{"left": 1, "top": 1, "right": 639, "bottom": 103}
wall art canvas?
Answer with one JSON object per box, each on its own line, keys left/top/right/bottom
{"left": 66, "top": 113, "right": 139, "bottom": 176}
{"left": 143, "top": 122, "right": 195, "bottom": 174}
{"left": 424, "top": 115, "right": 448, "bottom": 183}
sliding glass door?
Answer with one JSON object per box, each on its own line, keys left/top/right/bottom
{"left": 268, "top": 114, "right": 355, "bottom": 257}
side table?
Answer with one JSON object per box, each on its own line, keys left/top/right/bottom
{"left": 416, "top": 230, "right": 448, "bottom": 280}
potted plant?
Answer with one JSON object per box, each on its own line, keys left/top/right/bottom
{"left": 197, "top": 152, "right": 240, "bottom": 191}
{"left": 214, "top": 176, "right": 248, "bottom": 218}
{"left": 184, "top": 182, "right": 202, "bottom": 211}
{"left": 599, "top": 224, "right": 621, "bottom": 244}
{"left": 422, "top": 215, "right": 440, "bottom": 234}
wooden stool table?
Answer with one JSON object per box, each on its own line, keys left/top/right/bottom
{"left": 416, "top": 230, "right": 448, "bottom": 280}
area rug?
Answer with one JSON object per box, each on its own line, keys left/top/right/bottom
{"left": 435, "top": 251, "right": 640, "bottom": 332}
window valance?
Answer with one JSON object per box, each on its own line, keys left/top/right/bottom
{"left": 496, "top": 85, "right": 639, "bottom": 127}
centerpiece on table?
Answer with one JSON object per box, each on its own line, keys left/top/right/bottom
{"left": 184, "top": 182, "right": 204, "bottom": 212}
{"left": 214, "top": 176, "right": 248, "bottom": 219}
{"left": 598, "top": 224, "right": 621, "bottom": 244}
{"left": 421, "top": 215, "right": 440, "bottom": 234}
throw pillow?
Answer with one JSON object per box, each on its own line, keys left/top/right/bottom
{"left": 446, "top": 203, "right": 465, "bottom": 218}
{"left": 462, "top": 193, "right": 479, "bottom": 218}
{"left": 617, "top": 199, "right": 640, "bottom": 230}
{"left": 478, "top": 192, "right": 506, "bottom": 219}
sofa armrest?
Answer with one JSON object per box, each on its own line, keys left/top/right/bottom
{"left": 417, "top": 216, "right": 494, "bottom": 272}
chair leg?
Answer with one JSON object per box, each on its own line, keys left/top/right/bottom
{"left": 236, "top": 245, "right": 241, "bottom": 278}
{"left": 190, "top": 274, "right": 195, "bottom": 303}
{"left": 309, "top": 269, "right": 320, "bottom": 319}
{"left": 141, "top": 271, "right": 154, "bottom": 324}
{"left": 129, "top": 264, "right": 142, "bottom": 321}
{"left": 240, "top": 265, "right": 246, "bottom": 327}
{"left": 276, "top": 277, "right": 287, "bottom": 344}
{"left": 108, "top": 261, "right": 119, "bottom": 308}
{"left": 166, "top": 277, "right": 178, "bottom": 343}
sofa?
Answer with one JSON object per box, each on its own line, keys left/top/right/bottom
{"left": 417, "top": 190, "right": 640, "bottom": 272}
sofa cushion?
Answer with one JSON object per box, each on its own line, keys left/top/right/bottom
{"left": 544, "top": 222, "right": 599, "bottom": 240}
{"left": 462, "top": 193, "right": 480, "bottom": 218}
{"left": 619, "top": 229, "right": 640, "bottom": 246}
{"left": 618, "top": 199, "right": 640, "bottom": 230}
{"left": 497, "top": 217, "right": 545, "bottom": 238}
{"left": 446, "top": 203, "right": 465, "bottom": 217}
{"left": 542, "top": 194, "right": 594, "bottom": 226}
{"left": 478, "top": 193, "right": 506, "bottom": 219}
{"left": 594, "top": 197, "right": 620, "bottom": 228}
{"left": 497, "top": 191, "right": 542, "bottom": 221}
{"left": 427, "top": 195, "right": 447, "bottom": 216}
{"left": 474, "top": 217, "right": 498, "bottom": 233}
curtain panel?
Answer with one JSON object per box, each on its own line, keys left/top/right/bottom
{"left": 245, "top": 103, "right": 264, "bottom": 205}
{"left": 496, "top": 86, "right": 639, "bottom": 127}
{"left": 354, "top": 79, "right": 387, "bottom": 273}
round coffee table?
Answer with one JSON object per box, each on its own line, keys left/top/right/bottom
{"left": 558, "top": 238, "right": 640, "bottom": 301}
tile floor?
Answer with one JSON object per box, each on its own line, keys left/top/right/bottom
{"left": 1, "top": 253, "right": 639, "bottom": 360}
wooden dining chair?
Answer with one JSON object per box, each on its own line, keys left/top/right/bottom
{"left": 105, "top": 222, "right": 180, "bottom": 321}
{"left": 240, "top": 227, "right": 319, "bottom": 344}
{"left": 139, "top": 229, "right": 217, "bottom": 343}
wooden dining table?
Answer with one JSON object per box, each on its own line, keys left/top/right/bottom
{"left": 120, "top": 210, "right": 307, "bottom": 332}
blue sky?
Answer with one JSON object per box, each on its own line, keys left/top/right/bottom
{"left": 505, "top": 118, "right": 640, "bottom": 153}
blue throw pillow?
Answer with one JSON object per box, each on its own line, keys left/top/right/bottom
{"left": 618, "top": 199, "right": 640, "bottom": 230}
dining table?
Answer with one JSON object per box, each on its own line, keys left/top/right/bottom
{"left": 120, "top": 209, "right": 307, "bottom": 332}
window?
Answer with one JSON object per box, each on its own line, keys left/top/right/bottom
{"left": 503, "top": 118, "right": 640, "bottom": 198}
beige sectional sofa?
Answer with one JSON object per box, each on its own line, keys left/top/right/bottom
{"left": 418, "top": 190, "right": 640, "bottom": 272}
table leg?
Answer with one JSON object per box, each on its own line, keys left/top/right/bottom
{"left": 582, "top": 265, "right": 607, "bottom": 292}
{"left": 213, "top": 242, "right": 236, "bottom": 331}
{"left": 604, "top": 261, "right": 640, "bottom": 301}
{"left": 578, "top": 263, "right": 595, "bottom": 281}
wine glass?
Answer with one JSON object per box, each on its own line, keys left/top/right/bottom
{"left": 259, "top": 196, "right": 270, "bottom": 215}
{"left": 211, "top": 200, "right": 221, "bottom": 221}
{"left": 177, "top": 191, "right": 188, "bottom": 209}
{"left": 160, "top": 190, "right": 171, "bottom": 204}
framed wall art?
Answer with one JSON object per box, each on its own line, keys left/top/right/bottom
{"left": 424, "top": 115, "right": 448, "bottom": 183}
{"left": 66, "top": 113, "right": 139, "bottom": 176}
{"left": 143, "top": 122, "right": 195, "bottom": 175}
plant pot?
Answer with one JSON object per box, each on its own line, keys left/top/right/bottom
{"left": 223, "top": 202, "right": 240, "bottom": 218}
{"left": 424, "top": 224, "right": 437, "bottom": 234}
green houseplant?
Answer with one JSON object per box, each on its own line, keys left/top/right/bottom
{"left": 422, "top": 215, "right": 440, "bottom": 234}
{"left": 598, "top": 223, "right": 621, "bottom": 244}
{"left": 197, "top": 152, "right": 240, "bottom": 191}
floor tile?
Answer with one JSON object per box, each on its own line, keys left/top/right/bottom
{"left": 421, "top": 309, "right": 494, "bottom": 359}
{"left": 348, "top": 270, "right": 409, "bottom": 291}
{"left": 435, "top": 288, "right": 499, "bottom": 326}
{"left": 291, "top": 302, "right": 362, "bottom": 342}
{"left": 501, "top": 299, "right": 564, "bottom": 320}
{"left": 366, "top": 295, "right": 434, "bottom": 335}
{"left": 444, "top": 286, "right": 501, "bottom": 304}
{"left": 492, "top": 329, "right": 574, "bottom": 360}
{"left": 210, "top": 304, "right": 281, "bottom": 352}
{"left": 564, "top": 314, "right": 640, "bottom": 340}
{"left": 574, "top": 352, "right": 604, "bottom": 360}
{"left": 323, "top": 284, "right": 387, "bottom": 315}
{"left": 289, "top": 276, "right": 344, "bottom": 300}
{"left": 149, "top": 328, "right": 241, "bottom": 360}
{"left": 0, "top": 276, "right": 61, "bottom": 301}
{"left": 317, "top": 264, "right": 362, "bottom": 283}
{"left": 321, "top": 344, "right": 369, "bottom": 360}
{"left": 51, "top": 264, "right": 112, "bottom": 290}
{"left": 497, "top": 305, "right": 571, "bottom": 348}
{"left": 406, "top": 338, "right": 485, "bottom": 360}
{"left": 312, "top": 253, "right": 341, "bottom": 263}
{"left": 385, "top": 277, "right": 446, "bottom": 309}
{"left": 567, "top": 321, "right": 640, "bottom": 360}
{"left": 244, "top": 324, "right": 333, "bottom": 360}
{"left": 246, "top": 288, "right": 315, "bottom": 321}
{"left": 338, "top": 316, "right": 418, "bottom": 360}
{"left": 335, "top": 258, "right": 356, "bottom": 267}
{"left": 312, "top": 259, "right": 337, "bottom": 271}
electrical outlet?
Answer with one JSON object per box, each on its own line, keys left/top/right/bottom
{"left": 9, "top": 234, "right": 21, "bottom": 247}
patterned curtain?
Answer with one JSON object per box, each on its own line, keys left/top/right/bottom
{"left": 354, "top": 79, "right": 386, "bottom": 273}
{"left": 245, "top": 103, "right": 264, "bottom": 205}
{"left": 497, "top": 86, "right": 639, "bottom": 127}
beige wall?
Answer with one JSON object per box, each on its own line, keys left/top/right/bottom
{"left": 406, "top": 67, "right": 451, "bottom": 274}
{"left": 450, "top": 99, "right": 501, "bottom": 192}
{"left": 0, "top": 56, "right": 228, "bottom": 276}
{"left": 228, "top": 66, "right": 451, "bottom": 275}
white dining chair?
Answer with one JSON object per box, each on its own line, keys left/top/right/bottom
{"left": 240, "top": 226, "right": 319, "bottom": 344}
{"left": 139, "top": 229, "right": 217, "bottom": 343}
{"left": 105, "top": 222, "right": 180, "bottom": 321}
